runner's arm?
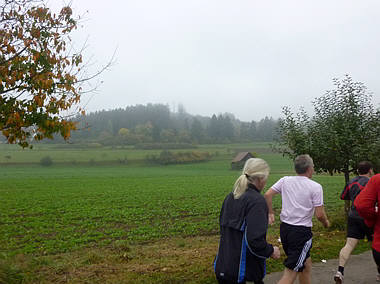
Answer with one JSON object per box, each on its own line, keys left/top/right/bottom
{"left": 264, "top": 188, "right": 278, "bottom": 225}
{"left": 340, "top": 184, "right": 351, "bottom": 200}
{"left": 315, "top": 205, "right": 330, "bottom": 228}
{"left": 245, "top": 201, "right": 274, "bottom": 258}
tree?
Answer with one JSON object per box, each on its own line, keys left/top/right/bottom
{"left": 220, "top": 115, "right": 234, "bottom": 142}
{"left": 190, "top": 118, "right": 204, "bottom": 143}
{"left": 256, "top": 116, "right": 277, "bottom": 141}
{"left": 207, "top": 114, "right": 219, "bottom": 140}
{"left": 248, "top": 121, "right": 257, "bottom": 140}
{"left": 274, "top": 75, "right": 380, "bottom": 212}
{"left": 0, "top": 0, "right": 109, "bottom": 147}
{"left": 118, "top": 128, "right": 129, "bottom": 137}
{"left": 160, "top": 128, "right": 176, "bottom": 143}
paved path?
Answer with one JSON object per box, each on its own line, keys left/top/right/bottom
{"left": 264, "top": 250, "right": 378, "bottom": 284}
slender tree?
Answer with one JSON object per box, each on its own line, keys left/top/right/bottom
{"left": 190, "top": 118, "right": 204, "bottom": 143}
{"left": 274, "top": 75, "right": 380, "bottom": 212}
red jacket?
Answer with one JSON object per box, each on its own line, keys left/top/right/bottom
{"left": 354, "top": 174, "right": 380, "bottom": 251}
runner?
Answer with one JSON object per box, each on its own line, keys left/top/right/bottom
{"left": 264, "top": 154, "right": 330, "bottom": 284}
{"left": 334, "top": 161, "right": 374, "bottom": 284}
{"left": 214, "top": 158, "right": 280, "bottom": 284}
{"left": 355, "top": 174, "right": 380, "bottom": 283}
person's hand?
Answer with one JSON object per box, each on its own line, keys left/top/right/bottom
{"left": 268, "top": 213, "right": 275, "bottom": 225}
{"left": 271, "top": 246, "right": 280, "bottom": 259}
{"left": 324, "top": 219, "right": 330, "bottom": 228}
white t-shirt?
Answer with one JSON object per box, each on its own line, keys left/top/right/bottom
{"left": 271, "top": 176, "right": 324, "bottom": 227}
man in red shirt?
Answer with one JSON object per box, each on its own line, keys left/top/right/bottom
{"left": 354, "top": 173, "right": 380, "bottom": 282}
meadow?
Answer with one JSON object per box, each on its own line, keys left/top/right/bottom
{"left": 0, "top": 143, "right": 370, "bottom": 283}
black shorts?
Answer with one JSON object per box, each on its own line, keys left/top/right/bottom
{"left": 280, "top": 222, "right": 312, "bottom": 272}
{"left": 347, "top": 216, "right": 373, "bottom": 241}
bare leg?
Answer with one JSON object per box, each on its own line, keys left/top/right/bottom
{"left": 338, "top": 237, "right": 359, "bottom": 267}
{"left": 298, "top": 257, "right": 312, "bottom": 284}
{"left": 277, "top": 268, "right": 298, "bottom": 284}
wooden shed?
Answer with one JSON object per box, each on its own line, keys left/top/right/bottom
{"left": 231, "top": 152, "right": 254, "bottom": 170}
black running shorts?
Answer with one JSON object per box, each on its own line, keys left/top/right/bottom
{"left": 280, "top": 222, "right": 312, "bottom": 272}
{"left": 347, "top": 216, "right": 373, "bottom": 241}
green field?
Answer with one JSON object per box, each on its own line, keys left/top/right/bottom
{"left": 0, "top": 143, "right": 370, "bottom": 283}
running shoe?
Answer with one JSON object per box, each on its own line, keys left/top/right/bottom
{"left": 334, "top": 271, "right": 344, "bottom": 284}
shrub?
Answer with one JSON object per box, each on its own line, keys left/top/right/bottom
{"left": 250, "top": 151, "right": 258, "bottom": 158}
{"left": 52, "top": 142, "right": 103, "bottom": 149}
{"left": 118, "top": 156, "right": 128, "bottom": 164}
{"left": 145, "top": 154, "right": 158, "bottom": 164}
{"left": 40, "top": 156, "right": 53, "bottom": 167}
{"left": 145, "top": 150, "right": 211, "bottom": 165}
{"left": 87, "top": 143, "right": 103, "bottom": 148}
{"left": 135, "top": 143, "right": 197, "bottom": 150}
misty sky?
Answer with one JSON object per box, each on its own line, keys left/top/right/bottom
{"left": 57, "top": 0, "right": 380, "bottom": 121}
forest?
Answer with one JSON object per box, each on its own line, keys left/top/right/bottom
{"left": 41, "top": 103, "right": 279, "bottom": 146}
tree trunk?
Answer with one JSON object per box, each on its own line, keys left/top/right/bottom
{"left": 344, "top": 171, "right": 350, "bottom": 217}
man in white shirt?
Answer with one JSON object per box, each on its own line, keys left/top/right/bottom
{"left": 264, "top": 154, "right": 330, "bottom": 284}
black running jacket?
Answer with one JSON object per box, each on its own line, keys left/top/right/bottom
{"left": 214, "top": 183, "right": 274, "bottom": 283}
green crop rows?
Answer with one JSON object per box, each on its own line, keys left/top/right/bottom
{"left": 0, "top": 143, "right": 346, "bottom": 258}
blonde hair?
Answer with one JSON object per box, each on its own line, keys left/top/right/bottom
{"left": 232, "top": 158, "right": 270, "bottom": 199}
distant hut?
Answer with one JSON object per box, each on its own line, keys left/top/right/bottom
{"left": 231, "top": 152, "right": 254, "bottom": 170}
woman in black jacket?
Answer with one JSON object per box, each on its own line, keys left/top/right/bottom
{"left": 214, "top": 158, "right": 280, "bottom": 284}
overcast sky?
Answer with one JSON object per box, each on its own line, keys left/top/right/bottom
{"left": 54, "top": 0, "right": 380, "bottom": 121}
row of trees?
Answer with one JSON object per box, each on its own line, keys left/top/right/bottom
{"left": 61, "top": 104, "right": 279, "bottom": 145}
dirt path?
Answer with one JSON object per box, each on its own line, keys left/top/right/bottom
{"left": 264, "top": 250, "right": 378, "bottom": 284}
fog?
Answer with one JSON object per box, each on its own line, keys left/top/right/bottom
{"left": 60, "top": 0, "right": 380, "bottom": 121}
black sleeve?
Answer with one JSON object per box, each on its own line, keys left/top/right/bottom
{"left": 245, "top": 200, "right": 274, "bottom": 259}
{"left": 219, "top": 195, "right": 227, "bottom": 226}
{"left": 340, "top": 184, "right": 350, "bottom": 200}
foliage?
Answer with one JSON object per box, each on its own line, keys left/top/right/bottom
{"left": 190, "top": 118, "right": 204, "bottom": 142}
{"left": 145, "top": 150, "right": 211, "bottom": 165}
{"left": 118, "top": 127, "right": 129, "bottom": 136}
{"left": 274, "top": 75, "right": 380, "bottom": 181}
{"left": 0, "top": 0, "right": 108, "bottom": 148}
{"left": 117, "top": 155, "right": 127, "bottom": 164}
{"left": 70, "top": 104, "right": 279, "bottom": 145}
{"left": 207, "top": 114, "right": 235, "bottom": 142}
{"left": 39, "top": 155, "right": 52, "bottom": 166}
{"left": 250, "top": 151, "right": 258, "bottom": 158}
{"left": 134, "top": 142, "right": 196, "bottom": 150}
{"left": 0, "top": 142, "right": 285, "bottom": 165}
